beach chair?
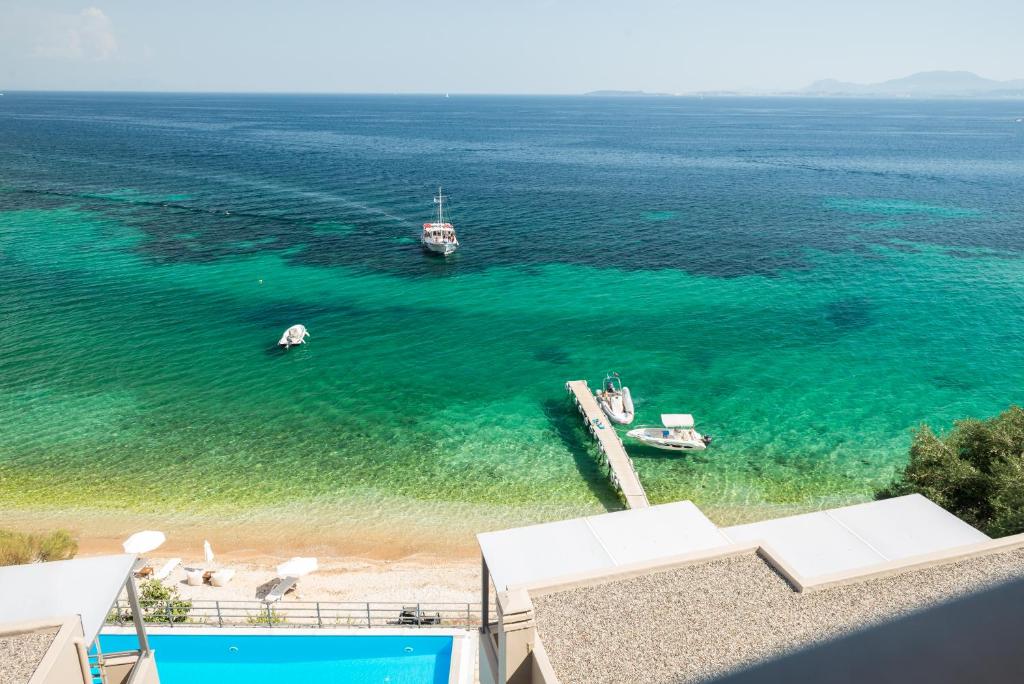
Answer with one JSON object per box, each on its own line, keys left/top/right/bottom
{"left": 154, "top": 558, "right": 181, "bottom": 581}
{"left": 263, "top": 576, "right": 298, "bottom": 603}
{"left": 398, "top": 606, "right": 441, "bottom": 626}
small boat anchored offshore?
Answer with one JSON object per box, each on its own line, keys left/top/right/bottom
{"left": 278, "top": 324, "right": 309, "bottom": 348}
{"left": 421, "top": 187, "right": 459, "bottom": 256}
{"left": 595, "top": 372, "right": 635, "bottom": 425}
{"left": 627, "top": 414, "right": 712, "bottom": 451}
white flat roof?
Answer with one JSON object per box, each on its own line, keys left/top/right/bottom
{"left": 480, "top": 495, "right": 991, "bottom": 592}
{"left": 478, "top": 501, "right": 731, "bottom": 590}
{"left": 0, "top": 554, "right": 135, "bottom": 644}
{"left": 722, "top": 494, "right": 990, "bottom": 580}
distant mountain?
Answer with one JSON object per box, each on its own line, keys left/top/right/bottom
{"left": 803, "top": 71, "right": 1024, "bottom": 98}
{"left": 583, "top": 90, "right": 673, "bottom": 97}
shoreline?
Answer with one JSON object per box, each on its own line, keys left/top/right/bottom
{"left": 0, "top": 497, "right": 861, "bottom": 561}
{"left": 1, "top": 496, "right": 873, "bottom": 604}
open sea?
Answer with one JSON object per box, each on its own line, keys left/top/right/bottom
{"left": 1, "top": 93, "right": 1023, "bottom": 550}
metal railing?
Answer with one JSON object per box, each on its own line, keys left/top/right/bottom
{"left": 106, "top": 599, "right": 490, "bottom": 630}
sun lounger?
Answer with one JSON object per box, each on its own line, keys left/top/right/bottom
{"left": 154, "top": 558, "right": 181, "bottom": 581}
{"left": 398, "top": 606, "right": 441, "bottom": 626}
{"left": 263, "top": 576, "right": 298, "bottom": 603}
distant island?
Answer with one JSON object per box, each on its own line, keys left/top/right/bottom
{"left": 801, "top": 71, "right": 1024, "bottom": 98}
{"left": 584, "top": 72, "right": 1024, "bottom": 99}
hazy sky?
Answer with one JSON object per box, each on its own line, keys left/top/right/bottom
{"left": 0, "top": 0, "right": 1021, "bottom": 93}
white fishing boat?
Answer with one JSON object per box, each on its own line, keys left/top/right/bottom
{"left": 595, "top": 372, "right": 635, "bottom": 425}
{"left": 627, "top": 414, "right": 712, "bottom": 451}
{"left": 421, "top": 187, "right": 459, "bottom": 256}
{"left": 278, "top": 324, "right": 309, "bottom": 348}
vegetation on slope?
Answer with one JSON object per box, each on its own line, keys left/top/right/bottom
{"left": 877, "top": 406, "right": 1024, "bottom": 537}
{"left": 0, "top": 528, "right": 78, "bottom": 565}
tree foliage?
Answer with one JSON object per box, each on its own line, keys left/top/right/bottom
{"left": 137, "top": 578, "right": 192, "bottom": 623}
{"left": 877, "top": 406, "right": 1024, "bottom": 537}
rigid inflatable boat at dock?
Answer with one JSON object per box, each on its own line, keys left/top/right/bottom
{"left": 595, "top": 372, "right": 635, "bottom": 425}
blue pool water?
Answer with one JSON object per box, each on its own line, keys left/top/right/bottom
{"left": 98, "top": 633, "right": 453, "bottom": 684}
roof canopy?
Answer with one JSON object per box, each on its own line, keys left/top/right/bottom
{"left": 661, "top": 414, "right": 694, "bottom": 428}
{"left": 0, "top": 554, "right": 136, "bottom": 644}
{"left": 722, "top": 494, "right": 989, "bottom": 580}
{"left": 479, "top": 495, "right": 991, "bottom": 594}
{"left": 478, "top": 501, "right": 731, "bottom": 591}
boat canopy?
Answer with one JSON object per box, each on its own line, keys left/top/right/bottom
{"left": 661, "top": 413, "right": 694, "bottom": 428}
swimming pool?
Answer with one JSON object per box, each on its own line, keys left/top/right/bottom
{"left": 98, "top": 631, "right": 459, "bottom": 684}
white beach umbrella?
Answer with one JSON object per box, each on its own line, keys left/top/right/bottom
{"left": 276, "top": 557, "right": 318, "bottom": 577}
{"left": 203, "top": 540, "right": 215, "bottom": 566}
{"left": 122, "top": 530, "right": 166, "bottom": 555}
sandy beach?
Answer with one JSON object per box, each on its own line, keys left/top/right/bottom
{"left": 0, "top": 498, "right": 845, "bottom": 606}
{"left": 127, "top": 554, "right": 482, "bottom": 605}
{"left": 2, "top": 507, "right": 483, "bottom": 604}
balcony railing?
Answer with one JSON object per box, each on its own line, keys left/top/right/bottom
{"left": 106, "top": 599, "right": 491, "bottom": 630}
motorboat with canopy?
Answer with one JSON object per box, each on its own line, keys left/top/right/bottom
{"left": 627, "top": 413, "right": 712, "bottom": 451}
{"left": 595, "top": 372, "right": 635, "bottom": 425}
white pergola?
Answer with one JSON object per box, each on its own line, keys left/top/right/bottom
{"left": 0, "top": 553, "right": 150, "bottom": 650}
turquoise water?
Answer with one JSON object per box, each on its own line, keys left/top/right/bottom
{"left": 1, "top": 94, "right": 1023, "bottom": 543}
{"left": 97, "top": 633, "right": 452, "bottom": 684}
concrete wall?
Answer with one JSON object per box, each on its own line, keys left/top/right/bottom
{"left": 479, "top": 588, "right": 559, "bottom": 684}
{"left": 102, "top": 651, "right": 160, "bottom": 684}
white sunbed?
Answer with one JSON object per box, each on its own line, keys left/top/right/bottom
{"left": 153, "top": 558, "right": 181, "bottom": 581}
{"left": 263, "top": 576, "right": 298, "bottom": 603}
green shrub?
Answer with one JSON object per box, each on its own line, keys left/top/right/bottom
{"left": 877, "top": 405, "right": 1024, "bottom": 536}
{"left": 0, "top": 530, "right": 36, "bottom": 566}
{"left": 36, "top": 530, "right": 78, "bottom": 561}
{"left": 246, "top": 606, "right": 286, "bottom": 625}
{"left": 0, "top": 529, "right": 78, "bottom": 566}
{"left": 137, "top": 578, "right": 192, "bottom": 623}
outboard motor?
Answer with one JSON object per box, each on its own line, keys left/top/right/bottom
{"left": 703, "top": 434, "right": 713, "bottom": 446}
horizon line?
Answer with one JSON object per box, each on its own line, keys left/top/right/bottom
{"left": 2, "top": 89, "right": 1023, "bottom": 101}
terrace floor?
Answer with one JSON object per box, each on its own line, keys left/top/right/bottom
{"left": 532, "top": 547, "right": 1024, "bottom": 684}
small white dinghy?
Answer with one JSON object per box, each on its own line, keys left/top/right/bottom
{"left": 278, "top": 324, "right": 309, "bottom": 348}
{"left": 627, "top": 414, "right": 712, "bottom": 451}
{"left": 595, "top": 372, "right": 635, "bottom": 425}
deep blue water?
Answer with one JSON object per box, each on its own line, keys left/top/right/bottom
{"left": 3, "top": 93, "right": 1022, "bottom": 276}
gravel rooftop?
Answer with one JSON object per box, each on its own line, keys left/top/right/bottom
{"left": 0, "top": 628, "right": 58, "bottom": 684}
{"left": 532, "top": 547, "right": 1024, "bottom": 684}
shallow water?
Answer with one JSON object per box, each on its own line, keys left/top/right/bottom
{"left": 1, "top": 94, "right": 1023, "bottom": 545}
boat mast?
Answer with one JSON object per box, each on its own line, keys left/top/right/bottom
{"left": 436, "top": 186, "right": 444, "bottom": 225}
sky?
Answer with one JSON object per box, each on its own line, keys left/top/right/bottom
{"left": 0, "top": 0, "right": 1021, "bottom": 93}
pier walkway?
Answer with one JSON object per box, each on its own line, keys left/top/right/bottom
{"left": 565, "top": 380, "right": 650, "bottom": 509}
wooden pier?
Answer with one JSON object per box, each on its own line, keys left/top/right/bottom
{"left": 565, "top": 380, "right": 650, "bottom": 510}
